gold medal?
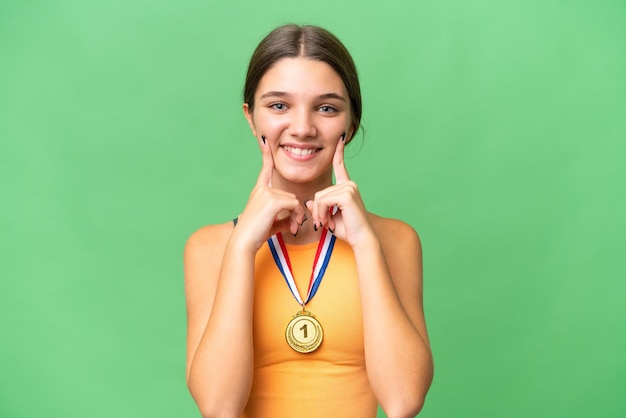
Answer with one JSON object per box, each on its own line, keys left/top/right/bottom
{"left": 285, "top": 310, "right": 323, "bottom": 353}
{"left": 269, "top": 229, "right": 335, "bottom": 353}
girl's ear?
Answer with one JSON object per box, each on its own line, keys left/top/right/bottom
{"left": 243, "top": 103, "right": 257, "bottom": 137}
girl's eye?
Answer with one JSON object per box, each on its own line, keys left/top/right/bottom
{"left": 270, "top": 103, "right": 287, "bottom": 111}
{"left": 319, "top": 105, "right": 337, "bottom": 113}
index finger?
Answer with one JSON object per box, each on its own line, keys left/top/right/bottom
{"left": 333, "top": 132, "right": 350, "bottom": 184}
{"left": 256, "top": 135, "right": 274, "bottom": 188}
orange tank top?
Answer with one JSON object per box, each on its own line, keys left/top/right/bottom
{"left": 241, "top": 237, "right": 377, "bottom": 418}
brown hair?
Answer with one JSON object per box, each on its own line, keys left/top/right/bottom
{"left": 243, "top": 24, "right": 362, "bottom": 142}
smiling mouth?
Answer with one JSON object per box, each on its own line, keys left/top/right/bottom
{"left": 282, "top": 146, "right": 321, "bottom": 157}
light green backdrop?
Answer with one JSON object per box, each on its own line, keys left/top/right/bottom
{"left": 1, "top": 1, "right": 625, "bottom": 417}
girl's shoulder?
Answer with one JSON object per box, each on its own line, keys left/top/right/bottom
{"left": 367, "top": 213, "right": 423, "bottom": 258}
{"left": 367, "top": 213, "right": 424, "bottom": 294}
{"left": 185, "top": 220, "right": 236, "bottom": 262}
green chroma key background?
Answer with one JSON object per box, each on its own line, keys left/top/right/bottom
{"left": 1, "top": 0, "right": 624, "bottom": 417}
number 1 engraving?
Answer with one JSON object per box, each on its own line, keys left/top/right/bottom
{"left": 299, "top": 323, "right": 308, "bottom": 338}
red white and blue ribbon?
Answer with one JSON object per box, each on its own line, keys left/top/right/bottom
{"left": 267, "top": 229, "right": 336, "bottom": 306}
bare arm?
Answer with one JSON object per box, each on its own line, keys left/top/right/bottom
{"left": 184, "top": 223, "right": 256, "bottom": 418}
{"left": 356, "top": 217, "right": 433, "bottom": 418}
{"left": 310, "top": 136, "right": 433, "bottom": 417}
{"left": 185, "top": 138, "right": 306, "bottom": 417}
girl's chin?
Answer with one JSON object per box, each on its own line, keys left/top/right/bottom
{"left": 274, "top": 167, "right": 331, "bottom": 185}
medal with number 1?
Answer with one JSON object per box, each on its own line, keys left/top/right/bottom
{"left": 268, "top": 228, "right": 335, "bottom": 353}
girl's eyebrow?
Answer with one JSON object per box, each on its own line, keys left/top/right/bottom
{"left": 258, "top": 91, "right": 288, "bottom": 99}
{"left": 318, "top": 93, "right": 346, "bottom": 102}
{"left": 258, "top": 91, "right": 346, "bottom": 102}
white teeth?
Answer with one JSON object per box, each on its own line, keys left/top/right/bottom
{"left": 284, "top": 146, "right": 318, "bottom": 156}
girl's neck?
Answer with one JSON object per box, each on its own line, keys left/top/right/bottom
{"left": 271, "top": 171, "right": 333, "bottom": 245}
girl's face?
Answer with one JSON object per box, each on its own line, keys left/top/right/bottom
{"left": 244, "top": 57, "right": 353, "bottom": 185}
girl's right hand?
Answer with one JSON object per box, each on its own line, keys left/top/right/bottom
{"left": 231, "top": 136, "right": 306, "bottom": 252}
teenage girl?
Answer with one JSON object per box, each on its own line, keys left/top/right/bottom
{"left": 185, "top": 24, "right": 433, "bottom": 418}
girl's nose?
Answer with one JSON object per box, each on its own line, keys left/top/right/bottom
{"left": 288, "top": 109, "right": 317, "bottom": 139}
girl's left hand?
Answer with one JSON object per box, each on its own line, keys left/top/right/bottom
{"left": 306, "top": 134, "right": 376, "bottom": 248}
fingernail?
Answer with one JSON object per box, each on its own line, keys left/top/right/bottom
{"left": 328, "top": 227, "right": 334, "bottom": 233}
{"left": 292, "top": 229, "right": 298, "bottom": 237}
{"left": 341, "top": 132, "right": 346, "bottom": 142}
{"left": 300, "top": 215, "right": 308, "bottom": 226}
{"left": 303, "top": 199, "right": 311, "bottom": 206}
{"left": 313, "top": 222, "right": 318, "bottom": 232}
{"left": 261, "top": 135, "right": 266, "bottom": 144}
